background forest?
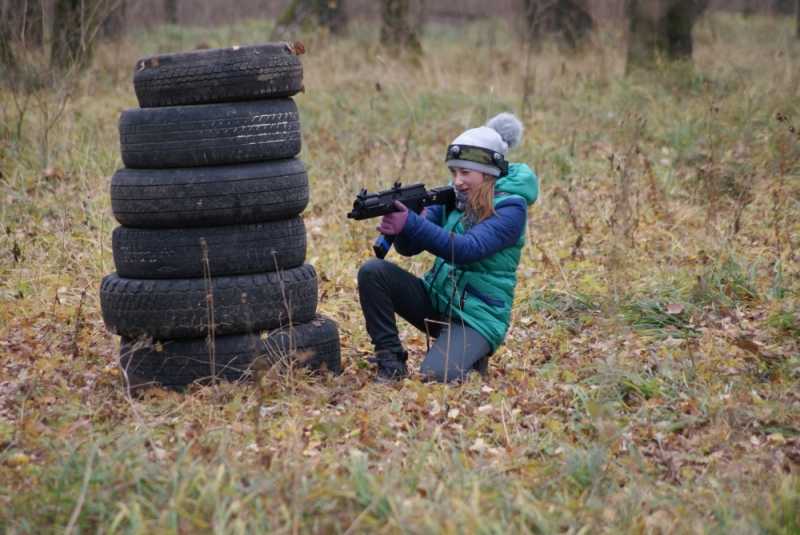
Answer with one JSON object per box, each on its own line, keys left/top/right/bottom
{"left": 1, "top": 0, "right": 799, "bottom": 533}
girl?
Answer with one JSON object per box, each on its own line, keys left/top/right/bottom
{"left": 357, "top": 113, "right": 538, "bottom": 382}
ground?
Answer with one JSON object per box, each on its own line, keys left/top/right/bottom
{"left": 0, "top": 13, "right": 798, "bottom": 534}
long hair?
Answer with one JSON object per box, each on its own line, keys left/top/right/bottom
{"left": 465, "top": 176, "right": 496, "bottom": 223}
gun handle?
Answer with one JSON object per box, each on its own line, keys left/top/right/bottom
{"left": 372, "top": 234, "right": 395, "bottom": 259}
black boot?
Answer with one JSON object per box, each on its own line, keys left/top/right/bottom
{"left": 367, "top": 350, "right": 408, "bottom": 382}
{"left": 473, "top": 355, "right": 490, "bottom": 376}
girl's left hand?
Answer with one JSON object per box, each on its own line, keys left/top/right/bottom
{"left": 377, "top": 201, "right": 408, "bottom": 235}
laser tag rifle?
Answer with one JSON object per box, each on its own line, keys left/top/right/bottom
{"left": 347, "top": 182, "right": 455, "bottom": 259}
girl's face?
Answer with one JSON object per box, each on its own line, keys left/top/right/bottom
{"left": 450, "top": 167, "right": 486, "bottom": 193}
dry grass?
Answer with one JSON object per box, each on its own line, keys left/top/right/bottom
{"left": 1, "top": 12, "right": 799, "bottom": 534}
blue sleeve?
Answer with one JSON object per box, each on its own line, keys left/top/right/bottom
{"left": 399, "top": 198, "right": 526, "bottom": 264}
{"left": 394, "top": 205, "right": 444, "bottom": 257}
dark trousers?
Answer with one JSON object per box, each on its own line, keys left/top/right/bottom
{"left": 357, "top": 258, "right": 491, "bottom": 382}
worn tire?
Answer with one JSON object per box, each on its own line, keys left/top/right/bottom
{"left": 119, "top": 99, "right": 301, "bottom": 169}
{"left": 100, "top": 264, "right": 318, "bottom": 339}
{"left": 119, "top": 315, "right": 342, "bottom": 389}
{"left": 110, "top": 159, "right": 309, "bottom": 228}
{"left": 134, "top": 43, "right": 303, "bottom": 108}
{"left": 113, "top": 218, "right": 306, "bottom": 279}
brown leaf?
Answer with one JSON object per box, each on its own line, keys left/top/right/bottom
{"left": 286, "top": 41, "right": 306, "bottom": 55}
{"left": 731, "top": 336, "right": 763, "bottom": 356}
{"left": 784, "top": 438, "right": 800, "bottom": 465}
{"left": 42, "top": 167, "right": 65, "bottom": 181}
{"left": 666, "top": 303, "right": 684, "bottom": 315}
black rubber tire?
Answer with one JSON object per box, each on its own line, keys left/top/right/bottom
{"left": 119, "top": 315, "right": 342, "bottom": 389}
{"left": 112, "top": 218, "right": 306, "bottom": 279}
{"left": 134, "top": 43, "right": 303, "bottom": 108}
{"left": 110, "top": 159, "right": 309, "bottom": 228}
{"left": 119, "top": 99, "right": 301, "bottom": 169}
{"left": 100, "top": 264, "right": 318, "bottom": 339}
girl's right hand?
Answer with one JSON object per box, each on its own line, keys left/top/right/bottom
{"left": 376, "top": 201, "right": 409, "bottom": 235}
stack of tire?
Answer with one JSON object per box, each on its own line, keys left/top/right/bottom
{"left": 99, "top": 43, "right": 341, "bottom": 389}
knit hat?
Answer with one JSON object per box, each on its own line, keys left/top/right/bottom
{"left": 445, "top": 113, "right": 524, "bottom": 177}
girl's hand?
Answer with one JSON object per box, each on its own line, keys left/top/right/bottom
{"left": 376, "top": 201, "right": 409, "bottom": 235}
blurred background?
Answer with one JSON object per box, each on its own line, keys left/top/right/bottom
{"left": 1, "top": 0, "right": 796, "bottom": 31}
{"left": 1, "top": 0, "right": 798, "bottom": 65}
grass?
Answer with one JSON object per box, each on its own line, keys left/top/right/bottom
{"left": 1, "top": 11, "right": 800, "bottom": 534}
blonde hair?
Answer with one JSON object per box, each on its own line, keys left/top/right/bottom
{"left": 465, "top": 176, "right": 497, "bottom": 223}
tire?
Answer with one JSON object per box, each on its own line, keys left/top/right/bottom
{"left": 119, "top": 99, "right": 301, "bottom": 169}
{"left": 110, "top": 159, "right": 309, "bottom": 228}
{"left": 134, "top": 43, "right": 303, "bottom": 108}
{"left": 119, "top": 315, "right": 342, "bottom": 389}
{"left": 100, "top": 264, "right": 318, "bottom": 339}
{"left": 112, "top": 218, "right": 306, "bottom": 279}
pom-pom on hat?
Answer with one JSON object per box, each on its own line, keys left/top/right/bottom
{"left": 445, "top": 112, "right": 524, "bottom": 177}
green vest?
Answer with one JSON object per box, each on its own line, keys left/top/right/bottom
{"left": 422, "top": 194, "right": 526, "bottom": 351}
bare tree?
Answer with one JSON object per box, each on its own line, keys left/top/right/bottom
{"left": 0, "top": 14, "right": 15, "bottom": 75}
{"left": 2, "top": 0, "right": 121, "bottom": 164}
{"left": 522, "top": 0, "right": 593, "bottom": 50}
{"left": 381, "top": 0, "right": 421, "bottom": 53}
{"left": 25, "top": 0, "right": 44, "bottom": 47}
{"left": 52, "top": 0, "right": 87, "bottom": 69}
{"left": 51, "top": 0, "right": 124, "bottom": 70}
{"left": 626, "top": 0, "right": 709, "bottom": 72}
{"left": 100, "top": 0, "right": 127, "bottom": 39}
{"left": 0, "top": 0, "right": 45, "bottom": 74}
{"left": 271, "top": 0, "right": 348, "bottom": 40}
{"left": 164, "top": 0, "right": 178, "bottom": 24}
{"left": 773, "top": 0, "right": 795, "bottom": 14}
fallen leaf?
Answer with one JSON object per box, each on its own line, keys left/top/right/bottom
{"left": 5, "top": 452, "right": 30, "bottom": 467}
{"left": 469, "top": 438, "right": 488, "bottom": 453}
{"left": 732, "top": 336, "right": 763, "bottom": 356}
{"left": 768, "top": 433, "right": 786, "bottom": 445}
{"left": 666, "top": 303, "right": 684, "bottom": 315}
{"left": 42, "top": 167, "right": 65, "bottom": 181}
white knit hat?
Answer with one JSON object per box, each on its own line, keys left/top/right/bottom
{"left": 445, "top": 113, "right": 524, "bottom": 177}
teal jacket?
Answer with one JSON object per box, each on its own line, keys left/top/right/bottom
{"left": 395, "top": 163, "right": 539, "bottom": 350}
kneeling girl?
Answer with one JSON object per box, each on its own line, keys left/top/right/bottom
{"left": 357, "top": 113, "right": 539, "bottom": 382}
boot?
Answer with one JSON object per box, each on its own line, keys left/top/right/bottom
{"left": 367, "top": 349, "right": 408, "bottom": 382}
{"left": 473, "top": 355, "right": 490, "bottom": 376}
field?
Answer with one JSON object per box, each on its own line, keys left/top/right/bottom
{"left": 1, "top": 12, "right": 799, "bottom": 534}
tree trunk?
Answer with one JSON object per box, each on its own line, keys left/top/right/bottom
{"left": 796, "top": 0, "right": 799, "bottom": 39}
{"left": 100, "top": 0, "right": 127, "bottom": 40}
{"left": 51, "top": 0, "right": 118, "bottom": 70}
{"left": 315, "top": 0, "right": 347, "bottom": 35}
{"left": 626, "top": 0, "right": 709, "bottom": 72}
{"left": 0, "top": 0, "right": 44, "bottom": 50}
{"left": 21, "top": 0, "right": 44, "bottom": 48}
{"left": 772, "top": 0, "right": 795, "bottom": 14}
{"left": 380, "top": 0, "right": 421, "bottom": 52}
{"left": 271, "top": 0, "right": 348, "bottom": 39}
{"left": 165, "top": 0, "right": 178, "bottom": 24}
{"left": 52, "top": 0, "right": 85, "bottom": 70}
{"left": 0, "top": 15, "right": 15, "bottom": 76}
{"left": 522, "top": 0, "right": 593, "bottom": 49}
